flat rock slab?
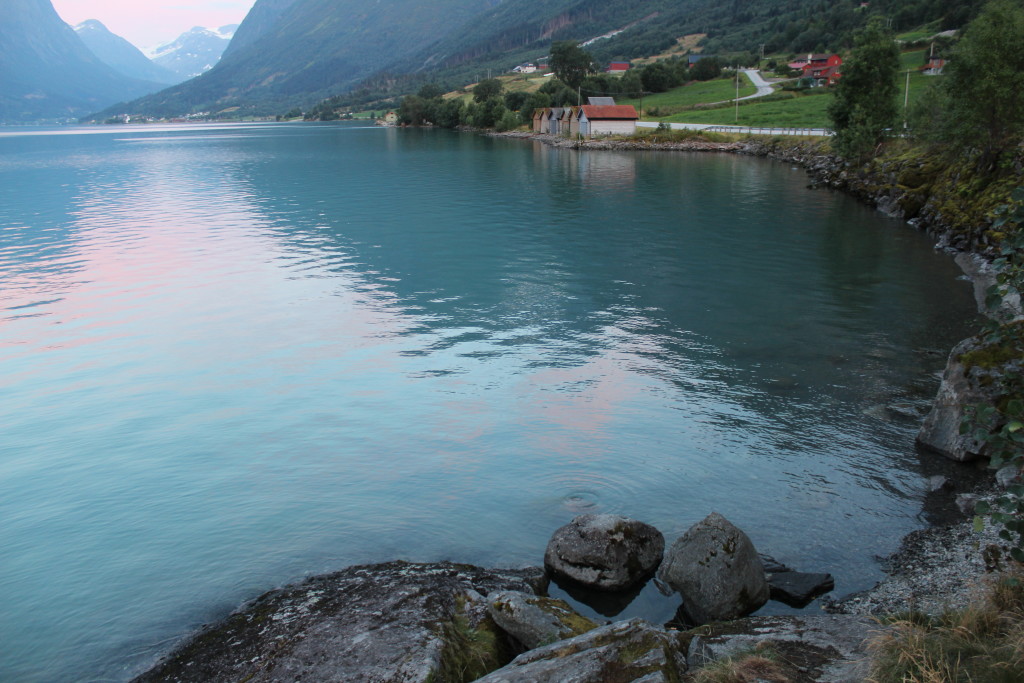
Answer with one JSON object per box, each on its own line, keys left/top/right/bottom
{"left": 768, "top": 571, "right": 836, "bottom": 607}
{"left": 133, "top": 561, "right": 545, "bottom": 683}
{"left": 687, "top": 615, "right": 880, "bottom": 683}
{"left": 475, "top": 617, "right": 688, "bottom": 683}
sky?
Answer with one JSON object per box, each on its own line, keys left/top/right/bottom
{"left": 50, "top": 0, "right": 257, "bottom": 50}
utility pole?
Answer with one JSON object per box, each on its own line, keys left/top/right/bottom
{"left": 903, "top": 69, "right": 911, "bottom": 129}
{"left": 735, "top": 66, "right": 740, "bottom": 123}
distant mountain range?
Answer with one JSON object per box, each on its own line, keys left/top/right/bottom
{"left": 147, "top": 25, "right": 238, "bottom": 82}
{"left": 74, "top": 20, "right": 177, "bottom": 85}
{"left": 0, "top": 0, "right": 165, "bottom": 122}
{"left": 95, "top": 0, "right": 501, "bottom": 119}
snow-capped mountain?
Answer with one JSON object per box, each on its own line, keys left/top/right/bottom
{"left": 147, "top": 25, "right": 238, "bottom": 81}
{"left": 75, "top": 19, "right": 178, "bottom": 84}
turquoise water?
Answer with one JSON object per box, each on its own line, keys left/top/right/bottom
{"left": 0, "top": 122, "right": 976, "bottom": 681}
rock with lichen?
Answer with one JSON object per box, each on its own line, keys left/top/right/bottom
{"left": 474, "top": 617, "right": 687, "bottom": 682}
{"left": 544, "top": 514, "right": 665, "bottom": 591}
{"left": 657, "top": 512, "right": 769, "bottom": 624}
{"left": 487, "top": 590, "right": 597, "bottom": 650}
{"left": 131, "top": 561, "right": 544, "bottom": 683}
{"left": 917, "top": 337, "right": 1008, "bottom": 462}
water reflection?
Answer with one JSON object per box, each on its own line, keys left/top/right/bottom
{"left": 0, "top": 123, "right": 980, "bottom": 682}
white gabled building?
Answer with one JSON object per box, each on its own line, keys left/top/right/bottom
{"left": 577, "top": 104, "right": 639, "bottom": 137}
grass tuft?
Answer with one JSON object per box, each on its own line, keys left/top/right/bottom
{"left": 867, "top": 572, "right": 1024, "bottom": 683}
{"left": 691, "top": 643, "right": 790, "bottom": 683}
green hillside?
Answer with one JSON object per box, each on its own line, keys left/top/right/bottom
{"left": 95, "top": 0, "right": 989, "bottom": 120}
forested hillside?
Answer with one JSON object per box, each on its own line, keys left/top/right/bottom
{"left": 91, "top": 0, "right": 500, "bottom": 119}
{"left": 94, "top": 0, "right": 991, "bottom": 120}
{"left": 325, "top": 0, "right": 989, "bottom": 115}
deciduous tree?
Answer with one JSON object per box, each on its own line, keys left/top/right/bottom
{"left": 473, "top": 78, "right": 503, "bottom": 103}
{"left": 827, "top": 18, "right": 899, "bottom": 160}
{"left": 550, "top": 41, "right": 597, "bottom": 93}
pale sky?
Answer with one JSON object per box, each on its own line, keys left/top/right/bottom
{"left": 51, "top": 0, "right": 257, "bottom": 50}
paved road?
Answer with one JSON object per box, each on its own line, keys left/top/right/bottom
{"left": 737, "top": 69, "right": 774, "bottom": 101}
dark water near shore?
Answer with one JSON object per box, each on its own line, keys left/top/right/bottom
{"left": 0, "top": 122, "right": 977, "bottom": 681}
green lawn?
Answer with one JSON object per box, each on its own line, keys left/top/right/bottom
{"left": 660, "top": 91, "right": 834, "bottom": 128}
{"left": 618, "top": 74, "right": 756, "bottom": 113}
{"left": 900, "top": 49, "right": 927, "bottom": 69}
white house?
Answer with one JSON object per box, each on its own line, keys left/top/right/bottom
{"left": 577, "top": 105, "right": 639, "bottom": 137}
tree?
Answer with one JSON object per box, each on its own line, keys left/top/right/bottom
{"left": 690, "top": 57, "right": 722, "bottom": 81}
{"left": 473, "top": 78, "right": 503, "bottom": 103}
{"left": 827, "top": 18, "right": 899, "bottom": 160}
{"left": 503, "top": 90, "right": 529, "bottom": 113}
{"left": 932, "top": 0, "right": 1024, "bottom": 161}
{"left": 640, "top": 62, "right": 676, "bottom": 93}
{"left": 519, "top": 91, "right": 551, "bottom": 125}
{"left": 417, "top": 83, "right": 445, "bottom": 100}
{"left": 550, "top": 41, "right": 597, "bottom": 93}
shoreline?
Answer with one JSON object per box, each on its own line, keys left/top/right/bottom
{"left": 493, "top": 128, "right": 1009, "bottom": 616}
{"left": 129, "top": 129, "right": 1009, "bottom": 680}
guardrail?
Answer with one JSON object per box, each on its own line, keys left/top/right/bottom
{"left": 702, "top": 125, "right": 833, "bottom": 137}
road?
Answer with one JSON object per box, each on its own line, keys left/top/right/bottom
{"left": 737, "top": 69, "right": 774, "bottom": 101}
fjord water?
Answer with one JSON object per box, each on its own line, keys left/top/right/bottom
{"left": 1, "top": 122, "right": 976, "bottom": 681}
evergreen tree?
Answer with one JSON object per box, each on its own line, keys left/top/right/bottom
{"left": 827, "top": 18, "right": 899, "bottom": 160}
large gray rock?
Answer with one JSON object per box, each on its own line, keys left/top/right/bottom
{"left": 474, "top": 618, "right": 687, "bottom": 682}
{"left": 917, "top": 337, "right": 994, "bottom": 462}
{"left": 132, "top": 561, "right": 544, "bottom": 683}
{"left": 544, "top": 514, "right": 665, "bottom": 591}
{"left": 656, "top": 512, "right": 769, "bottom": 624}
{"left": 487, "top": 590, "right": 598, "bottom": 650}
{"left": 686, "top": 614, "right": 877, "bottom": 683}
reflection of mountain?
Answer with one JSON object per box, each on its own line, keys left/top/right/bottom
{"left": 219, "top": 127, "right": 976, "bottom": 432}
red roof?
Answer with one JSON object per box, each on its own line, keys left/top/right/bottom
{"left": 579, "top": 105, "right": 639, "bottom": 120}
{"left": 607, "top": 62, "right": 631, "bottom": 71}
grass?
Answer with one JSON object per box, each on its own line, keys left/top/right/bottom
{"left": 901, "top": 49, "right": 928, "bottom": 70}
{"left": 867, "top": 572, "right": 1024, "bottom": 683}
{"left": 633, "top": 33, "right": 707, "bottom": 65}
{"left": 660, "top": 90, "right": 833, "bottom": 128}
{"left": 689, "top": 643, "right": 790, "bottom": 683}
{"left": 619, "top": 74, "right": 756, "bottom": 114}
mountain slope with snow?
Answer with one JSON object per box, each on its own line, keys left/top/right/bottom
{"left": 148, "top": 25, "right": 238, "bottom": 81}
{"left": 75, "top": 19, "right": 178, "bottom": 84}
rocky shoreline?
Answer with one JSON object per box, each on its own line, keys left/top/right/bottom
{"left": 132, "top": 131, "right": 1017, "bottom": 682}
{"left": 132, "top": 515, "right": 867, "bottom": 682}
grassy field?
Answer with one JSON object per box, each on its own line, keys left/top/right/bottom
{"left": 618, "top": 74, "right": 756, "bottom": 113}
{"left": 659, "top": 91, "right": 833, "bottom": 127}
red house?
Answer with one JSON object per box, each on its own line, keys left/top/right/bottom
{"left": 607, "top": 62, "right": 631, "bottom": 73}
{"left": 801, "top": 54, "right": 842, "bottom": 85}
